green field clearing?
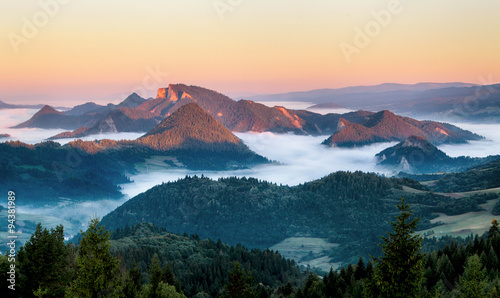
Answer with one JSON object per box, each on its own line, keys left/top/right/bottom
{"left": 270, "top": 237, "right": 340, "bottom": 272}
{"left": 418, "top": 197, "right": 500, "bottom": 238}
{"left": 134, "top": 155, "right": 185, "bottom": 172}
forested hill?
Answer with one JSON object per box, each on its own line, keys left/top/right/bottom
{"left": 109, "top": 223, "right": 304, "bottom": 297}
{"left": 432, "top": 157, "right": 500, "bottom": 192}
{"left": 0, "top": 140, "right": 131, "bottom": 203}
{"left": 375, "top": 136, "right": 499, "bottom": 174}
{"left": 101, "top": 172, "right": 491, "bottom": 264}
{"left": 137, "top": 103, "right": 247, "bottom": 152}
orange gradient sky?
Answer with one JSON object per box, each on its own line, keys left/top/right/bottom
{"left": 1, "top": 0, "right": 499, "bottom": 105}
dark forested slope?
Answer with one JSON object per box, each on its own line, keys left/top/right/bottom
{"left": 109, "top": 223, "right": 304, "bottom": 297}
{"left": 101, "top": 172, "right": 490, "bottom": 264}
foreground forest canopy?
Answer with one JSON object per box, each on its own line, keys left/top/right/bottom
{"left": 101, "top": 169, "right": 500, "bottom": 265}
{"left": 2, "top": 200, "right": 500, "bottom": 297}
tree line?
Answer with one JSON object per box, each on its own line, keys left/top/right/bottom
{"left": 1, "top": 198, "right": 500, "bottom": 297}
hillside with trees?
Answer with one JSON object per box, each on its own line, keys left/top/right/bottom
{"left": 0, "top": 140, "right": 130, "bottom": 204}
{"left": 100, "top": 172, "right": 494, "bottom": 265}
{"left": 109, "top": 223, "right": 304, "bottom": 297}
{"left": 0, "top": 219, "right": 305, "bottom": 297}
{"left": 376, "top": 135, "right": 500, "bottom": 174}
{"left": 137, "top": 103, "right": 247, "bottom": 152}
{"left": 0, "top": 121, "right": 267, "bottom": 204}
{"left": 3, "top": 201, "right": 500, "bottom": 297}
{"left": 432, "top": 158, "right": 500, "bottom": 192}
{"left": 295, "top": 208, "right": 500, "bottom": 297}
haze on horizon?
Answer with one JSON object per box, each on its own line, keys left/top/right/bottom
{"left": 1, "top": 0, "right": 499, "bottom": 105}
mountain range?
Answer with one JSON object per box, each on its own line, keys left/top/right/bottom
{"left": 321, "top": 110, "right": 482, "bottom": 147}
{"left": 246, "top": 82, "right": 477, "bottom": 102}
{"left": 0, "top": 99, "right": 66, "bottom": 110}
{"left": 5, "top": 82, "right": 499, "bottom": 130}
{"left": 63, "top": 102, "right": 267, "bottom": 169}
{"left": 14, "top": 93, "right": 156, "bottom": 131}
{"left": 10, "top": 84, "right": 484, "bottom": 147}
{"left": 248, "top": 82, "right": 500, "bottom": 122}
{"left": 0, "top": 103, "right": 268, "bottom": 203}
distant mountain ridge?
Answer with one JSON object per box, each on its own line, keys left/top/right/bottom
{"left": 276, "top": 83, "right": 500, "bottom": 123}
{"left": 13, "top": 84, "right": 485, "bottom": 147}
{"left": 247, "top": 82, "right": 477, "bottom": 102}
{"left": 14, "top": 94, "right": 151, "bottom": 131}
{"left": 0, "top": 100, "right": 67, "bottom": 110}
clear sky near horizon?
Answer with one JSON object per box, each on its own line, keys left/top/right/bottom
{"left": 1, "top": 0, "right": 499, "bottom": 105}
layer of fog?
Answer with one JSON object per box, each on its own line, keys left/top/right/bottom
{"left": 255, "top": 101, "right": 312, "bottom": 110}
{"left": 2, "top": 107, "right": 500, "bottom": 240}
{"left": 0, "top": 108, "right": 146, "bottom": 145}
{"left": 255, "top": 100, "right": 355, "bottom": 115}
{"left": 120, "top": 134, "right": 398, "bottom": 198}
{"left": 0, "top": 109, "right": 66, "bottom": 144}
{"left": 437, "top": 123, "right": 500, "bottom": 158}
{"left": 16, "top": 197, "right": 130, "bottom": 237}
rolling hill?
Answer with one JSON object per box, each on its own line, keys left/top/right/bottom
{"left": 108, "top": 222, "right": 304, "bottom": 297}
{"left": 431, "top": 157, "right": 500, "bottom": 193}
{"left": 100, "top": 171, "right": 493, "bottom": 266}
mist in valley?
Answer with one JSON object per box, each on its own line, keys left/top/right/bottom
{"left": 2, "top": 108, "right": 500, "bottom": 242}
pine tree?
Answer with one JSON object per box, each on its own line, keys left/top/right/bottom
{"left": 223, "top": 262, "right": 255, "bottom": 298}
{"left": 457, "top": 254, "right": 488, "bottom": 298}
{"left": 489, "top": 219, "right": 500, "bottom": 239}
{"left": 148, "top": 254, "right": 163, "bottom": 297}
{"left": 368, "top": 197, "right": 425, "bottom": 298}
{"left": 18, "top": 223, "right": 72, "bottom": 297}
{"left": 142, "top": 254, "right": 184, "bottom": 298}
{"left": 123, "top": 261, "right": 142, "bottom": 298}
{"left": 67, "top": 217, "right": 121, "bottom": 297}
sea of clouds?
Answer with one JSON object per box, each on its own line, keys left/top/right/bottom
{"left": 2, "top": 107, "right": 500, "bottom": 238}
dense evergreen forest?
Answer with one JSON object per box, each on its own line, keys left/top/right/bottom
{"left": 2, "top": 200, "right": 500, "bottom": 297}
{"left": 109, "top": 223, "right": 304, "bottom": 297}
{"left": 101, "top": 172, "right": 499, "bottom": 265}
{"left": 0, "top": 141, "right": 131, "bottom": 203}
{"left": 431, "top": 158, "right": 500, "bottom": 192}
